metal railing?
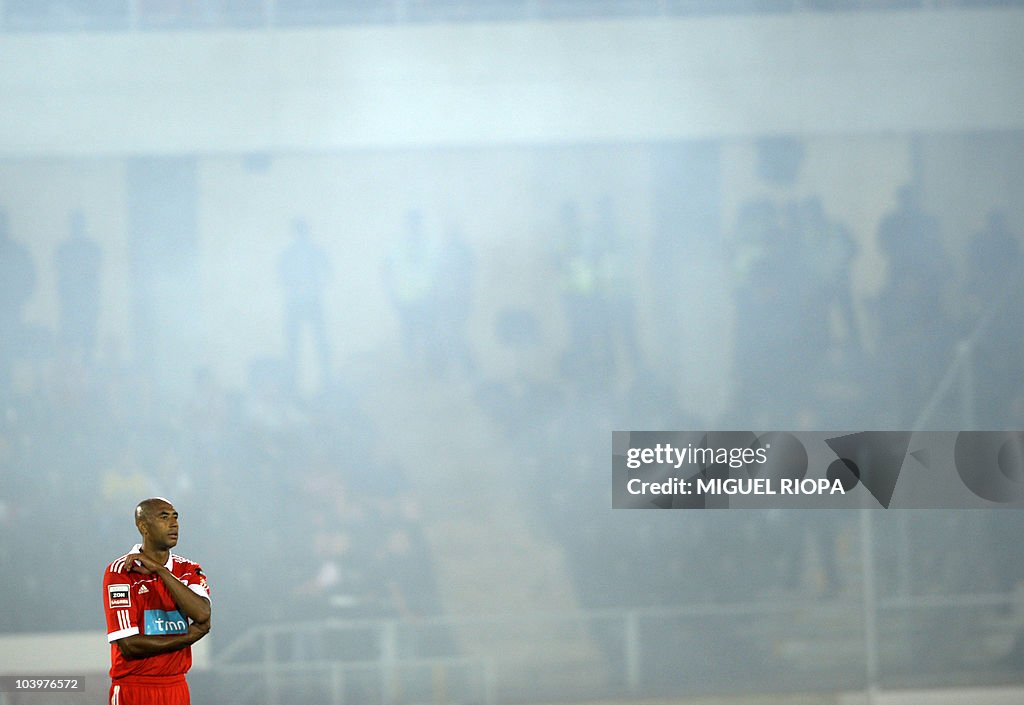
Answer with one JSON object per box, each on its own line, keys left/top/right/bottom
{"left": 212, "top": 592, "right": 1024, "bottom": 705}
{"left": 215, "top": 617, "right": 490, "bottom": 705}
{"left": 215, "top": 656, "right": 492, "bottom": 705}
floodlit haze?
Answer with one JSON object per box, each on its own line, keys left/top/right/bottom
{"left": 1, "top": 2, "right": 1024, "bottom": 704}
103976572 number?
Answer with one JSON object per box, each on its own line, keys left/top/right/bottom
{"left": 0, "top": 676, "right": 84, "bottom": 692}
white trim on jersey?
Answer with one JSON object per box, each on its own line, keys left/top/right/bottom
{"left": 188, "top": 583, "right": 211, "bottom": 600}
{"left": 124, "top": 544, "right": 175, "bottom": 572}
{"left": 107, "top": 625, "right": 139, "bottom": 643}
{"left": 108, "top": 610, "right": 139, "bottom": 642}
{"left": 111, "top": 545, "right": 179, "bottom": 574}
{"left": 111, "top": 684, "right": 120, "bottom": 705}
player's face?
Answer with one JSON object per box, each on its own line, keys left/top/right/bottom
{"left": 143, "top": 503, "right": 180, "bottom": 550}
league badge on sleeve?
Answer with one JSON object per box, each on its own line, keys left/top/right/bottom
{"left": 108, "top": 584, "right": 131, "bottom": 608}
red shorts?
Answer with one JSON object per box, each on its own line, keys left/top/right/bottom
{"left": 109, "top": 674, "right": 190, "bottom": 705}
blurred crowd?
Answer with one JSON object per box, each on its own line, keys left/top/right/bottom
{"left": 470, "top": 182, "right": 1024, "bottom": 607}
{"left": 1, "top": 172, "right": 1023, "bottom": 676}
{"left": 0, "top": 210, "right": 444, "bottom": 639}
{"left": 0, "top": 362, "right": 444, "bottom": 645}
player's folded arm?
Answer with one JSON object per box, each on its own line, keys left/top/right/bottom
{"left": 114, "top": 626, "right": 206, "bottom": 659}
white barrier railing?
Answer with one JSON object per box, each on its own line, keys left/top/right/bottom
{"left": 213, "top": 593, "right": 1024, "bottom": 705}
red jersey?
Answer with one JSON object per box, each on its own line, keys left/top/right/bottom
{"left": 103, "top": 544, "right": 211, "bottom": 680}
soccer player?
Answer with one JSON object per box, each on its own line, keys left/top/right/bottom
{"left": 103, "top": 498, "right": 211, "bottom": 705}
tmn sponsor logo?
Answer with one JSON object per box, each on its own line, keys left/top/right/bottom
{"left": 144, "top": 609, "right": 188, "bottom": 635}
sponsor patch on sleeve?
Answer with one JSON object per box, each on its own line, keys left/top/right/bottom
{"left": 108, "top": 583, "right": 131, "bottom": 608}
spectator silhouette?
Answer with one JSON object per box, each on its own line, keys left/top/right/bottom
{"left": 965, "top": 208, "right": 1023, "bottom": 427}
{"left": 0, "top": 209, "right": 37, "bottom": 396}
{"left": 796, "top": 197, "right": 860, "bottom": 348}
{"left": 874, "top": 185, "right": 954, "bottom": 422}
{"left": 383, "top": 210, "right": 440, "bottom": 369}
{"left": 877, "top": 186, "right": 949, "bottom": 293}
{"left": 278, "top": 218, "right": 333, "bottom": 393}
{"left": 594, "top": 196, "right": 642, "bottom": 378}
{"left": 730, "top": 198, "right": 804, "bottom": 420}
{"left": 556, "top": 200, "right": 613, "bottom": 388}
{"left": 759, "top": 196, "right": 863, "bottom": 409}
{"left": 434, "top": 225, "right": 476, "bottom": 376}
{"left": 966, "top": 208, "right": 1021, "bottom": 307}
{"left": 55, "top": 210, "right": 102, "bottom": 363}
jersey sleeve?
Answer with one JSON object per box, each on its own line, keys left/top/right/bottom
{"left": 103, "top": 565, "right": 139, "bottom": 643}
{"left": 181, "top": 563, "right": 211, "bottom": 602}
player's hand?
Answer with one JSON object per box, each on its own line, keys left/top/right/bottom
{"left": 123, "top": 552, "right": 164, "bottom": 575}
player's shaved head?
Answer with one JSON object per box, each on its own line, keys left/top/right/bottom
{"left": 135, "top": 497, "right": 173, "bottom": 524}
